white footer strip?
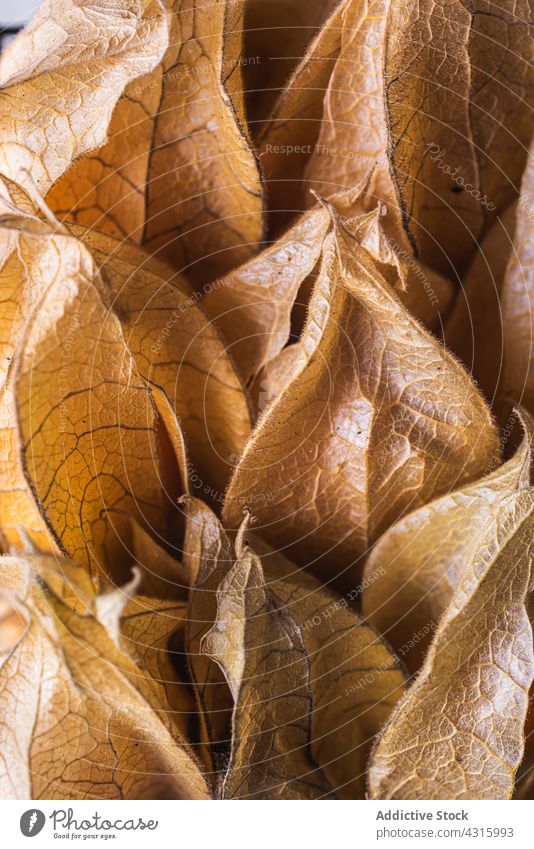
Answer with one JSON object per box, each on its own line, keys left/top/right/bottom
{"left": 1, "top": 799, "right": 534, "bottom": 848}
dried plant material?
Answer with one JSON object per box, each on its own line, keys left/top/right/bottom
{"left": 0, "top": 554, "right": 209, "bottom": 800}
{"left": 0, "top": 576, "right": 28, "bottom": 661}
{"left": 93, "top": 566, "right": 140, "bottom": 641}
{"left": 14, "top": 230, "right": 174, "bottom": 584}
{"left": 328, "top": 187, "right": 456, "bottom": 331}
{"left": 268, "top": 566, "right": 407, "bottom": 799}
{"left": 224, "top": 211, "right": 498, "bottom": 588}
{"left": 207, "top": 185, "right": 453, "bottom": 392}
{"left": 81, "top": 226, "right": 252, "bottom": 497}
{"left": 183, "top": 497, "right": 235, "bottom": 772}
{"left": 295, "top": 0, "right": 410, "bottom": 248}
{"left": 249, "top": 342, "right": 306, "bottom": 416}
{"left": 385, "top": 0, "right": 534, "bottom": 276}
{"left": 501, "top": 144, "right": 534, "bottom": 415}
{"left": 0, "top": 383, "right": 56, "bottom": 553}
{"left": 0, "top": 204, "right": 69, "bottom": 392}
{"left": 244, "top": 0, "right": 340, "bottom": 129}
{"left": 249, "top": 206, "right": 455, "bottom": 416}
{"left": 0, "top": 0, "right": 168, "bottom": 194}
{"left": 202, "top": 548, "right": 333, "bottom": 798}
{"left": 0, "top": 187, "right": 72, "bottom": 551}
{"left": 398, "top": 265, "right": 454, "bottom": 333}
{"left": 187, "top": 504, "right": 407, "bottom": 795}
{"left": 516, "top": 770, "right": 534, "bottom": 799}
{"left": 0, "top": 176, "right": 48, "bottom": 266}
{"left": 447, "top": 141, "right": 534, "bottom": 418}
{"left": 0, "top": 207, "right": 191, "bottom": 556}
{"left": 362, "top": 410, "right": 531, "bottom": 674}
{"left": 368, "top": 427, "right": 534, "bottom": 799}
{"left": 77, "top": 222, "right": 190, "bottom": 288}
{"left": 152, "top": 386, "right": 190, "bottom": 505}
{"left": 200, "top": 519, "right": 408, "bottom": 798}
{"left": 262, "top": 0, "right": 534, "bottom": 276}
{"left": 221, "top": 0, "right": 251, "bottom": 131}
{"left": 120, "top": 594, "right": 196, "bottom": 740}
{"left": 445, "top": 206, "right": 517, "bottom": 403}
{"left": 130, "top": 520, "right": 190, "bottom": 599}
{"left": 258, "top": 0, "right": 346, "bottom": 229}
{"left": 47, "top": 0, "right": 264, "bottom": 286}
{"left": 202, "top": 206, "right": 330, "bottom": 382}
{"left": 0, "top": 0, "right": 533, "bottom": 804}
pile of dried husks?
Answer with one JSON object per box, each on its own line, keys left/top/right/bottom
{"left": 0, "top": 0, "right": 533, "bottom": 801}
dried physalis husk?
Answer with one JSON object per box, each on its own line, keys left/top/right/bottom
{"left": 12, "top": 226, "right": 179, "bottom": 584}
{"left": 261, "top": 0, "right": 534, "bottom": 276}
{"left": 77, "top": 225, "right": 252, "bottom": 498}
{"left": 362, "top": 410, "right": 532, "bottom": 674}
{"left": 0, "top": 553, "right": 210, "bottom": 799}
{"left": 367, "top": 414, "right": 534, "bottom": 799}
{"left": 224, "top": 208, "right": 498, "bottom": 590}
{"left": 0, "top": 0, "right": 167, "bottom": 195}
{"left": 189, "top": 507, "right": 407, "bottom": 798}
{"left": 45, "top": 0, "right": 265, "bottom": 287}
